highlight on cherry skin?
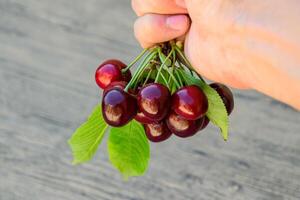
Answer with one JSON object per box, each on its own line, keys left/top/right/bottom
{"left": 95, "top": 59, "right": 131, "bottom": 89}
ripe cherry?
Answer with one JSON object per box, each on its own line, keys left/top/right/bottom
{"left": 95, "top": 59, "right": 131, "bottom": 89}
{"left": 172, "top": 85, "right": 208, "bottom": 120}
{"left": 200, "top": 116, "right": 210, "bottom": 130}
{"left": 210, "top": 83, "right": 234, "bottom": 115}
{"left": 102, "top": 88, "right": 137, "bottom": 127}
{"left": 135, "top": 111, "right": 157, "bottom": 124}
{"left": 103, "top": 81, "right": 127, "bottom": 95}
{"left": 166, "top": 111, "right": 204, "bottom": 138}
{"left": 144, "top": 121, "right": 172, "bottom": 142}
{"left": 137, "top": 83, "right": 170, "bottom": 121}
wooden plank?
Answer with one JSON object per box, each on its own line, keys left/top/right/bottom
{"left": 0, "top": 0, "right": 300, "bottom": 199}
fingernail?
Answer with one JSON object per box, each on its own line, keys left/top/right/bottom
{"left": 176, "top": 0, "right": 187, "bottom": 8}
{"left": 166, "top": 15, "right": 188, "bottom": 30}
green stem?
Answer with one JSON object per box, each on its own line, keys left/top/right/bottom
{"left": 168, "top": 68, "right": 173, "bottom": 84}
{"left": 155, "top": 48, "right": 173, "bottom": 83}
{"left": 174, "top": 46, "right": 206, "bottom": 83}
{"left": 175, "top": 69, "right": 184, "bottom": 87}
{"left": 133, "top": 64, "right": 150, "bottom": 89}
{"left": 125, "top": 49, "right": 158, "bottom": 92}
{"left": 143, "top": 69, "right": 153, "bottom": 87}
{"left": 157, "top": 68, "right": 169, "bottom": 86}
{"left": 122, "top": 48, "right": 148, "bottom": 72}
{"left": 177, "top": 60, "right": 185, "bottom": 70}
{"left": 164, "top": 67, "right": 180, "bottom": 88}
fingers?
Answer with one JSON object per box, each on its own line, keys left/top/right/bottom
{"left": 132, "top": 0, "right": 187, "bottom": 16}
{"left": 184, "top": 26, "right": 250, "bottom": 89}
{"left": 134, "top": 14, "right": 190, "bottom": 48}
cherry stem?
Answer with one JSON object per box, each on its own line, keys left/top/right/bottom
{"left": 174, "top": 46, "right": 206, "bottom": 83}
{"left": 164, "top": 66, "right": 180, "bottom": 88}
{"left": 155, "top": 48, "right": 173, "bottom": 83}
{"left": 156, "top": 67, "right": 169, "bottom": 86}
{"left": 122, "top": 48, "right": 148, "bottom": 73}
{"left": 125, "top": 49, "right": 158, "bottom": 92}
{"left": 175, "top": 69, "right": 184, "bottom": 87}
{"left": 167, "top": 68, "right": 173, "bottom": 84}
{"left": 143, "top": 69, "right": 153, "bottom": 87}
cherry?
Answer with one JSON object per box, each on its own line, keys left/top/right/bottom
{"left": 210, "top": 83, "right": 234, "bottom": 115}
{"left": 103, "top": 81, "right": 127, "bottom": 95}
{"left": 106, "top": 60, "right": 131, "bottom": 82}
{"left": 171, "top": 85, "right": 208, "bottom": 120}
{"left": 131, "top": 79, "right": 155, "bottom": 96}
{"left": 95, "top": 59, "right": 131, "bottom": 89}
{"left": 144, "top": 121, "right": 172, "bottom": 142}
{"left": 135, "top": 111, "right": 157, "bottom": 124}
{"left": 166, "top": 111, "right": 204, "bottom": 138}
{"left": 137, "top": 83, "right": 170, "bottom": 121}
{"left": 102, "top": 88, "right": 137, "bottom": 127}
{"left": 200, "top": 116, "right": 210, "bottom": 130}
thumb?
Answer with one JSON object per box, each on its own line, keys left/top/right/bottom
{"left": 134, "top": 14, "right": 190, "bottom": 48}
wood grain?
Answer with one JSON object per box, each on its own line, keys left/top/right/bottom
{"left": 0, "top": 0, "right": 300, "bottom": 199}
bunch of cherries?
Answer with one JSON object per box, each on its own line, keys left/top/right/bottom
{"left": 95, "top": 42, "right": 234, "bottom": 142}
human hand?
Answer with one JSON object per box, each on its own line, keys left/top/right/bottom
{"left": 132, "top": 0, "right": 300, "bottom": 109}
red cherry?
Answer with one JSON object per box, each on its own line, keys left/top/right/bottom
{"left": 95, "top": 59, "right": 131, "bottom": 89}
{"left": 103, "top": 81, "right": 127, "bottom": 95}
{"left": 135, "top": 111, "right": 157, "bottom": 124}
{"left": 137, "top": 83, "right": 170, "bottom": 121}
{"left": 107, "top": 60, "right": 132, "bottom": 82}
{"left": 172, "top": 85, "right": 208, "bottom": 120}
{"left": 200, "top": 116, "right": 210, "bottom": 130}
{"left": 102, "top": 88, "right": 137, "bottom": 127}
{"left": 210, "top": 83, "right": 234, "bottom": 115}
{"left": 144, "top": 121, "right": 172, "bottom": 142}
{"left": 121, "top": 69, "right": 132, "bottom": 83}
{"left": 166, "top": 111, "right": 204, "bottom": 138}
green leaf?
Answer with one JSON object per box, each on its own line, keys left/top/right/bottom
{"left": 178, "top": 69, "right": 229, "bottom": 141}
{"left": 68, "top": 105, "right": 108, "bottom": 164}
{"left": 108, "top": 120, "right": 150, "bottom": 180}
{"left": 202, "top": 84, "right": 229, "bottom": 141}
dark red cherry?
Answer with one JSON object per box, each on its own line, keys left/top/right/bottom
{"left": 210, "top": 83, "right": 234, "bottom": 115}
{"left": 137, "top": 83, "right": 170, "bottom": 121}
{"left": 102, "top": 88, "right": 137, "bottom": 127}
{"left": 172, "top": 85, "right": 208, "bottom": 120}
{"left": 200, "top": 116, "right": 210, "bottom": 130}
{"left": 131, "top": 79, "right": 155, "bottom": 96}
{"left": 95, "top": 59, "right": 131, "bottom": 89}
{"left": 144, "top": 121, "right": 172, "bottom": 142}
{"left": 107, "top": 60, "right": 132, "bottom": 83}
{"left": 135, "top": 111, "right": 157, "bottom": 124}
{"left": 121, "top": 69, "right": 132, "bottom": 83}
{"left": 166, "top": 111, "right": 204, "bottom": 138}
{"left": 103, "top": 81, "right": 127, "bottom": 95}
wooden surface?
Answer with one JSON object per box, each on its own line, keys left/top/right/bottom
{"left": 0, "top": 0, "right": 300, "bottom": 199}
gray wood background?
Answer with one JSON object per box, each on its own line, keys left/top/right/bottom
{"left": 0, "top": 0, "right": 300, "bottom": 199}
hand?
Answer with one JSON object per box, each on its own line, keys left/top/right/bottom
{"left": 132, "top": 0, "right": 300, "bottom": 110}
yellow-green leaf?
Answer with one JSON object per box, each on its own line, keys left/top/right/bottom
{"left": 68, "top": 105, "right": 108, "bottom": 164}
{"left": 108, "top": 120, "right": 150, "bottom": 180}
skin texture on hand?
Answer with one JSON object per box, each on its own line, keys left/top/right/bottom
{"left": 132, "top": 0, "right": 300, "bottom": 110}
